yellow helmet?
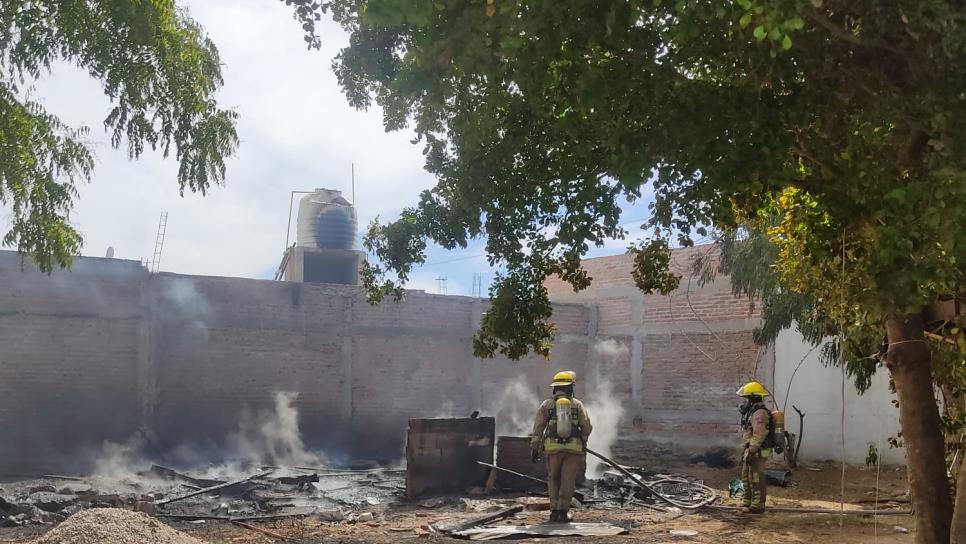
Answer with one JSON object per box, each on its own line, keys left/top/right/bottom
{"left": 551, "top": 371, "right": 576, "bottom": 387}
{"left": 736, "top": 381, "right": 769, "bottom": 397}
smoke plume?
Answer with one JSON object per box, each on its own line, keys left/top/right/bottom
{"left": 584, "top": 339, "right": 629, "bottom": 475}
{"left": 229, "top": 391, "right": 324, "bottom": 467}
{"left": 489, "top": 380, "right": 541, "bottom": 437}
{"left": 91, "top": 439, "right": 150, "bottom": 482}
{"left": 162, "top": 277, "right": 211, "bottom": 339}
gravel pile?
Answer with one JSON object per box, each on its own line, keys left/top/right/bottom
{"left": 35, "top": 508, "right": 206, "bottom": 544}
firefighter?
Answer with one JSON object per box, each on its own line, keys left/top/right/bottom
{"left": 737, "top": 381, "right": 772, "bottom": 514}
{"left": 530, "top": 371, "right": 592, "bottom": 523}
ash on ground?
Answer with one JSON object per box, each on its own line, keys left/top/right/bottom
{"left": 0, "top": 463, "right": 404, "bottom": 528}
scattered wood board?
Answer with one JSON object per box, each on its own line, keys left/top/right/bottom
{"left": 431, "top": 505, "right": 524, "bottom": 534}
{"left": 453, "top": 522, "right": 628, "bottom": 540}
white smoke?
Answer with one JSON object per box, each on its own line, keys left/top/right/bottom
{"left": 431, "top": 400, "right": 459, "bottom": 419}
{"left": 229, "top": 391, "right": 324, "bottom": 468}
{"left": 590, "top": 338, "right": 628, "bottom": 360}
{"left": 489, "top": 381, "right": 541, "bottom": 437}
{"left": 91, "top": 439, "right": 150, "bottom": 482}
{"left": 584, "top": 339, "right": 629, "bottom": 475}
{"left": 162, "top": 278, "right": 211, "bottom": 339}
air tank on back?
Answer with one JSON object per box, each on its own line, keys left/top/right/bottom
{"left": 296, "top": 188, "right": 357, "bottom": 250}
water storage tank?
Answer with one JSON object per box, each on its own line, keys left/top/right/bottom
{"left": 296, "top": 188, "right": 357, "bottom": 249}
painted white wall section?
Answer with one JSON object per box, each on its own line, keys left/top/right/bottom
{"left": 773, "top": 328, "right": 905, "bottom": 465}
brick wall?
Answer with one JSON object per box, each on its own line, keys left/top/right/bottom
{"left": 0, "top": 242, "right": 771, "bottom": 472}
{"left": 0, "top": 250, "right": 598, "bottom": 471}
{"left": 547, "top": 245, "right": 765, "bottom": 453}
{"left": 146, "top": 274, "right": 599, "bottom": 464}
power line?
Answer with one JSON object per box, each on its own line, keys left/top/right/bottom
{"left": 421, "top": 252, "right": 487, "bottom": 267}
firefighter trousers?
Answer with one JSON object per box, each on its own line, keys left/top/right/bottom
{"left": 741, "top": 452, "right": 767, "bottom": 511}
{"left": 546, "top": 451, "right": 582, "bottom": 512}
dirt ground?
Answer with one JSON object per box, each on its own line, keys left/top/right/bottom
{"left": 2, "top": 462, "right": 914, "bottom": 543}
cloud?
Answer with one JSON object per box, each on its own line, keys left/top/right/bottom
{"left": 5, "top": 0, "right": 435, "bottom": 278}
{"left": 1, "top": 0, "right": 652, "bottom": 286}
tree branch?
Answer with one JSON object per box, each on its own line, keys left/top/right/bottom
{"left": 791, "top": 144, "right": 836, "bottom": 179}
{"left": 806, "top": 10, "right": 907, "bottom": 58}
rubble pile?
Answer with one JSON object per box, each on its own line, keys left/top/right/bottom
{"left": 154, "top": 465, "right": 404, "bottom": 521}
{"left": 0, "top": 464, "right": 405, "bottom": 528}
{"left": 0, "top": 479, "right": 123, "bottom": 527}
{"left": 34, "top": 508, "right": 204, "bottom": 544}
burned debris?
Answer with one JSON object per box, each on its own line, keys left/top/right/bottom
{"left": 0, "top": 413, "right": 913, "bottom": 543}
{"left": 0, "top": 462, "right": 403, "bottom": 529}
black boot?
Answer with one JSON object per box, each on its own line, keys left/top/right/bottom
{"left": 548, "top": 510, "right": 560, "bottom": 522}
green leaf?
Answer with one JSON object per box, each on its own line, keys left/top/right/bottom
{"left": 739, "top": 12, "right": 753, "bottom": 28}
{"left": 736, "top": 0, "right": 752, "bottom": 9}
{"left": 782, "top": 34, "right": 793, "bottom": 50}
{"left": 885, "top": 188, "right": 907, "bottom": 203}
{"left": 753, "top": 25, "right": 766, "bottom": 40}
{"left": 0, "top": 1, "right": 237, "bottom": 273}
{"left": 768, "top": 27, "right": 782, "bottom": 41}
{"left": 788, "top": 16, "right": 805, "bottom": 30}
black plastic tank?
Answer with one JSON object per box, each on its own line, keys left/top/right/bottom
{"left": 296, "top": 188, "right": 357, "bottom": 249}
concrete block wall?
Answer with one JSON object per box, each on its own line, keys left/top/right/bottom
{"left": 0, "top": 252, "right": 147, "bottom": 472}
{"left": 773, "top": 328, "right": 905, "bottom": 464}
{"left": 147, "top": 274, "right": 600, "bottom": 463}
{"left": 148, "top": 275, "right": 354, "bottom": 460}
{"left": 0, "top": 246, "right": 905, "bottom": 469}
{"left": 0, "top": 250, "right": 600, "bottom": 472}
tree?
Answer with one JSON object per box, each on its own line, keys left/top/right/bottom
{"left": 290, "top": 1, "right": 966, "bottom": 541}
{"left": 695, "top": 224, "right": 966, "bottom": 537}
{"left": 0, "top": 1, "right": 239, "bottom": 271}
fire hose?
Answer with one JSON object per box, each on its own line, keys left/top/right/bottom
{"left": 584, "top": 448, "right": 718, "bottom": 509}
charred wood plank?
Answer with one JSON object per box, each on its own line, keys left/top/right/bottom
{"left": 156, "top": 471, "right": 271, "bottom": 506}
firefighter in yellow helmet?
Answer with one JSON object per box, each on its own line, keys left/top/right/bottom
{"left": 530, "top": 371, "right": 592, "bottom": 523}
{"left": 737, "top": 381, "right": 772, "bottom": 514}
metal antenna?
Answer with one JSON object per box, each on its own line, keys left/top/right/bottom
{"left": 351, "top": 163, "right": 356, "bottom": 205}
{"left": 472, "top": 272, "right": 483, "bottom": 297}
{"left": 436, "top": 276, "right": 448, "bottom": 295}
{"left": 150, "top": 212, "right": 168, "bottom": 273}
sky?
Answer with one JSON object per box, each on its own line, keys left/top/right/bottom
{"left": 3, "top": 0, "right": 653, "bottom": 296}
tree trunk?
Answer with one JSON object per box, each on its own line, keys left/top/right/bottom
{"left": 952, "top": 454, "right": 966, "bottom": 543}
{"left": 948, "top": 386, "right": 966, "bottom": 543}
{"left": 886, "top": 314, "right": 951, "bottom": 544}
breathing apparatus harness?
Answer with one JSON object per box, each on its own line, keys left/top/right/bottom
{"left": 740, "top": 397, "right": 778, "bottom": 452}
{"left": 545, "top": 393, "right": 583, "bottom": 444}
